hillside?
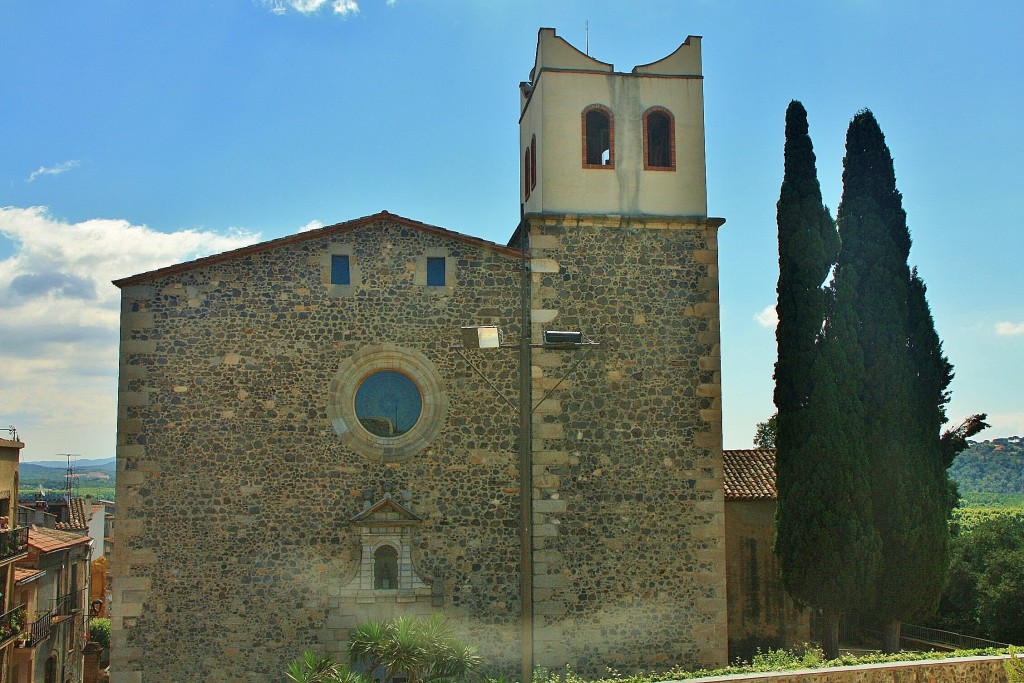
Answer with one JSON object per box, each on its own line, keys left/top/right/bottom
{"left": 18, "top": 460, "right": 116, "bottom": 500}
{"left": 949, "top": 436, "right": 1024, "bottom": 495}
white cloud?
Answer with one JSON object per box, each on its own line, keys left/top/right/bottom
{"left": 0, "top": 206, "right": 259, "bottom": 459}
{"left": 995, "top": 321, "right": 1024, "bottom": 336}
{"left": 262, "top": 0, "right": 360, "bottom": 16}
{"left": 754, "top": 305, "right": 778, "bottom": 328}
{"left": 27, "top": 160, "right": 80, "bottom": 183}
{"left": 333, "top": 0, "right": 359, "bottom": 15}
{"left": 298, "top": 219, "right": 324, "bottom": 233}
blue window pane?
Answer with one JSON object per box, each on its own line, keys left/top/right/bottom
{"left": 355, "top": 371, "right": 422, "bottom": 437}
{"left": 426, "top": 257, "right": 446, "bottom": 286}
{"left": 331, "top": 254, "right": 350, "bottom": 285}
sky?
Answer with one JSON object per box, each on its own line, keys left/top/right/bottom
{"left": 1, "top": 0, "right": 1022, "bottom": 461}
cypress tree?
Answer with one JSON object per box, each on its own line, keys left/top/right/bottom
{"left": 773, "top": 101, "right": 876, "bottom": 659}
{"left": 835, "top": 110, "right": 953, "bottom": 651}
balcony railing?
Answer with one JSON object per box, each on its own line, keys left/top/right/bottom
{"left": 0, "top": 527, "right": 28, "bottom": 563}
{"left": 54, "top": 588, "right": 86, "bottom": 618}
{"left": 0, "top": 604, "right": 26, "bottom": 645}
{"left": 20, "top": 610, "right": 52, "bottom": 647}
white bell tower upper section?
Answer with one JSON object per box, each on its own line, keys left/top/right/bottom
{"left": 519, "top": 28, "right": 708, "bottom": 218}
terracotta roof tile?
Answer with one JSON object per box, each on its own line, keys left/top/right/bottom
{"left": 14, "top": 567, "right": 44, "bottom": 585}
{"left": 28, "top": 526, "right": 90, "bottom": 553}
{"left": 54, "top": 498, "right": 89, "bottom": 531}
{"left": 723, "top": 449, "right": 777, "bottom": 501}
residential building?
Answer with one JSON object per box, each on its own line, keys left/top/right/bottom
{"left": 0, "top": 437, "right": 30, "bottom": 683}
{"left": 11, "top": 527, "right": 91, "bottom": 683}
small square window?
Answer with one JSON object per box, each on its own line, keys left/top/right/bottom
{"left": 426, "top": 257, "right": 446, "bottom": 286}
{"left": 331, "top": 254, "right": 351, "bottom": 285}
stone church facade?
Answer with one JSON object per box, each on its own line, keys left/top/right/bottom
{"left": 111, "top": 29, "right": 729, "bottom": 682}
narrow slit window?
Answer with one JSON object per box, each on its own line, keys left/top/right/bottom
{"left": 331, "top": 254, "right": 351, "bottom": 285}
{"left": 644, "top": 108, "right": 675, "bottom": 170}
{"left": 373, "top": 545, "right": 399, "bottom": 590}
{"left": 583, "top": 107, "right": 613, "bottom": 167}
{"left": 426, "top": 257, "right": 446, "bottom": 286}
{"left": 525, "top": 148, "right": 532, "bottom": 200}
{"left": 530, "top": 135, "right": 537, "bottom": 189}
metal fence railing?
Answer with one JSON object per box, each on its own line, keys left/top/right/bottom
{"left": 900, "top": 623, "right": 1009, "bottom": 651}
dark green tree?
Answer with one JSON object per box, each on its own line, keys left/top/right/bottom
{"left": 836, "top": 110, "right": 954, "bottom": 651}
{"left": 929, "top": 514, "right": 1024, "bottom": 644}
{"left": 753, "top": 413, "right": 777, "bottom": 449}
{"left": 773, "top": 101, "right": 875, "bottom": 659}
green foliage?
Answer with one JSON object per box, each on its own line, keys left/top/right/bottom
{"left": 831, "top": 110, "right": 954, "bottom": 641}
{"left": 949, "top": 437, "right": 1024, "bottom": 495}
{"left": 927, "top": 513, "right": 1024, "bottom": 644}
{"left": 89, "top": 618, "right": 111, "bottom": 649}
{"left": 1007, "top": 646, "right": 1024, "bottom": 683}
{"left": 772, "top": 101, "right": 874, "bottom": 659}
{"left": 19, "top": 485, "right": 116, "bottom": 501}
{"left": 952, "top": 505, "right": 1024, "bottom": 533}
{"left": 526, "top": 648, "right": 1013, "bottom": 683}
{"left": 286, "top": 651, "right": 367, "bottom": 683}
{"left": 753, "top": 413, "right": 777, "bottom": 449}
{"left": 960, "top": 492, "right": 1024, "bottom": 508}
{"left": 288, "top": 616, "right": 479, "bottom": 683}
{"left": 348, "top": 614, "right": 481, "bottom": 683}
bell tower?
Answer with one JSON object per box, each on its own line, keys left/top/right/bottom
{"left": 518, "top": 28, "right": 728, "bottom": 673}
{"left": 519, "top": 27, "right": 708, "bottom": 218}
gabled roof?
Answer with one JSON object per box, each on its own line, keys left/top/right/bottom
{"left": 349, "top": 495, "right": 423, "bottom": 526}
{"left": 28, "top": 525, "right": 91, "bottom": 553}
{"left": 113, "top": 211, "right": 524, "bottom": 288}
{"left": 723, "top": 449, "right": 777, "bottom": 501}
{"left": 55, "top": 498, "right": 89, "bottom": 531}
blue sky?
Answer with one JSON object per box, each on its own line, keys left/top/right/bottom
{"left": 1, "top": 0, "right": 1021, "bottom": 461}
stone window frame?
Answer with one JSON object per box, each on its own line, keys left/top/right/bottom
{"left": 341, "top": 495, "right": 432, "bottom": 602}
{"left": 414, "top": 248, "right": 455, "bottom": 295}
{"left": 373, "top": 543, "right": 400, "bottom": 590}
{"left": 322, "top": 244, "right": 361, "bottom": 297}
{"left": 328, "top": 345, "right": 448, "bottom": 462}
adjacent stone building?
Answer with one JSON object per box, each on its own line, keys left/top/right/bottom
{"left": 112, "top": 28, "right": 733, "bottom": 681}
{"left": 723, "top": 449, "right": 809, "bottom": 661}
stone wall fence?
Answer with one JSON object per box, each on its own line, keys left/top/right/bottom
{"left": 666, "top": 653, "right": 1021, "bottom": 683}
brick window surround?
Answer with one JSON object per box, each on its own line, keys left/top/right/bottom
{"left": 581, "top": 104, "right": 615, "bottom": 169}
{"left": 643, "top": 106, "right": 676, "bottom": 171}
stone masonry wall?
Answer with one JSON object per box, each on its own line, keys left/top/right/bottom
{"left": 526, "top": 214, "right": 727, "bottom": 673}
{"left": 692, "top": 655, "right": 1016, "bottom": 683}
{"left": 112, "top": 218, "right": 526, "bottom": 682}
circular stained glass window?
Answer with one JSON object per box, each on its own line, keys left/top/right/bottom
{"left": 355, "top": 370, "right": 423, "bottom": 437}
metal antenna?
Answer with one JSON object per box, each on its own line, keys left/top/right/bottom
{"left": 585, "top": 20, "right": 589, "bottom": 55}
{"left": 58, "top": 453, "right": 79, "bottom": 501}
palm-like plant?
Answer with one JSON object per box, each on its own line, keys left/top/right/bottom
{"left": 348, "top": 615, "right": 482, "bottom": 683}
{"left": 286, "top": 651, "right": 368, "bottom": 683}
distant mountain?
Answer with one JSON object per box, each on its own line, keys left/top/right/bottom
{"left": 22, "top": 457, "right": 115, "bottom": 469}
{"left": 949, "top": 436, "right": 1024, "bottom": 495}
{"left": 19, "top": 459, "right": 115, "bottom": 491}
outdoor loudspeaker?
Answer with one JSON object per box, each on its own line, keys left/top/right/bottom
{"left": 542, "top": 330, "right": 583, "bottom": 346}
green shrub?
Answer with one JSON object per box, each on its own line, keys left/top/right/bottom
{"left": 89, "top": 618, "right": 111, "bottom": 649}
